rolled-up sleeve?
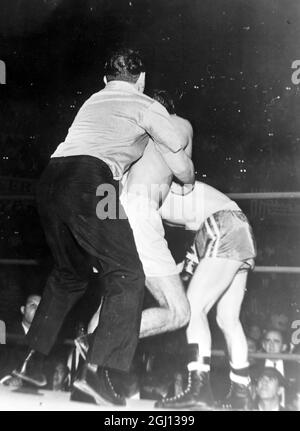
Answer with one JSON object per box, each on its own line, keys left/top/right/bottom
{"left": 138, "top": 101, "right": 183, "bottom": 154}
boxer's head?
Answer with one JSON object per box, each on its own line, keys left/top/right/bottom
{"left": 151, "top": 89, "right": 176, "bottom": 114}
{"left": 104, "top": 48, "right": 145, "bottom": 92}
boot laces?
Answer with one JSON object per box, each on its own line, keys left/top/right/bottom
{"left": 105, "top": 370, "right": 123, "bottom": 399}
{"left": 162, "top": 371, "right": 193, "bottom": 403}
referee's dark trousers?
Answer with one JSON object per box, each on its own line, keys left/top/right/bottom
{"left": 27, "top": 155, "right": 145, "bottom": 372}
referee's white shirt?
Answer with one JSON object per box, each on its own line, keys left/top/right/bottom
{"left": 52, "top": 80, "right": 182, "bottom": 180}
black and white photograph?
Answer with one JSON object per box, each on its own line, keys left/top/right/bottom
{"left": 0, "top": 0, "right": 299, "bottom": 415}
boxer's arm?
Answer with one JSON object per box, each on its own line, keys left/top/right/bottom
{"left": 179, "top": 119, "right": 193, "bottom": 157}
{"left": 184, "top": 131, "right": 193, "bottom": 158}
{"left": 160, "top": 148, "right": 195, "bottom": 185}
{"left": 139, "top": 104, "right": 194, "bottom": 184}
{"left": 154, "top": 115, "right": 194, "bottom": 185}
{"left": 167, "top": 119, "right": 193, "bottom": 187}
{"left": 138, "top": 101, "right": 184, "bottom": 153}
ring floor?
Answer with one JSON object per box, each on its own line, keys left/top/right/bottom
{"left": 0, "top": 384, "right": 222, "bottom": 411}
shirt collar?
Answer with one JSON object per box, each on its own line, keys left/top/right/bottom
{"left": 22, "top": 322, "right": 29, "bottom": 334}
{"left": 104, "top": 80, "right": 140, "bottom": 94}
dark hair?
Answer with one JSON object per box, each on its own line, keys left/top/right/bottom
{"left": 256, "top": 367, "right": 287, "bottom": 388}
{"left": 246, "top": 336, "right": 258, "bottom": 349}
{"left": 151, "top": 89, "right": 176, "bottom": 114}
{"left": 263, "top": 327, "right": 289, "bottom": 346}
{"left": 25, "top": 293, "right": 41, "bottom": 304}
{"left": 104, "top": 48, "right": 145, "bottom": 83}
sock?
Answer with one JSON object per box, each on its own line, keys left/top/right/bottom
{"left": 87, "top": 363, "right": 98, "bottom": 373}
{"left": 188, "top": 356, "right": 211, "bottom": 373}
{"left": 230, "top": 363, "right": 250, "bottom": 386}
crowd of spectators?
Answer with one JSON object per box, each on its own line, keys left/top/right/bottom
{"left": 0, "top": 0, "right": 298, "bottom": 410}
{"left": 134, "top": 307, "right": 300, "bottom": 411}
{"left": 0, "top": 195, "right": 298, "bottom": 410}
{"left": 0, "top": 114, "right": 298, "bottom": 410}
{"left": 0, "top": 278, "right": 299, "bottom": 410}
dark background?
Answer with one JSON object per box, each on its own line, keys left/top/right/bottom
{"left": 0, "top": 0, "right": 299, "bottom": 334}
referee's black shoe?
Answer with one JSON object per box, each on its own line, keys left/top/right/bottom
{"left": 70, "top": 387, "right": 96, "bottom": 404}
{"left": 73, "top": 364, "right": 126, "bottom": 406}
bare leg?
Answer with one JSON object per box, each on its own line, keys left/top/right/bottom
{"left": 216, "top": 270, "right": 248, "bottom": 368}
{"left": 88, "top": 274, "right": 190, "bottom": 339}
{"left": 140, "top": 274, "right": 190, "bottom": 338}
{"left": 215, "top": 270, "right": 252, "bottom": 409}
{"left": 186, "top": 258, "right": 242, "bottom": 357}
{"left": 156, "top": 259, "right": 251, "bottom": 409}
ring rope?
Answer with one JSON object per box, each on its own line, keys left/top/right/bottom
{"left": 0, "top": 259, "right": 299, "bottom": 275}
{"left": 0, "top": 192, "right": 299, "bottom": 272}
{"left": 1, "top": 191, "right": 300, "bottom": 201}
{"left": 4, "top": 333, "right": 300, "bottom": 361}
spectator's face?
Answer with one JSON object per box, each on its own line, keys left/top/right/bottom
{"left": 21, "top": 295, "right": 41, "bottom": 325}
{"left": 270, "top": 314, "right": 289, "bottom": 332}
{"left": 249, "top": 325, "right": 261, "bottom": 342}
{"left": 247, "top": 338, "right": 257, "bottom": 353}
{"left": 256, "top": 375, "right": 280, "bottom": 400}
{"left": 262, "top": 330, "right": 285, "bottom": 354}
{"left": 53, "top": 363, "right": 67, "bottom": 390}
